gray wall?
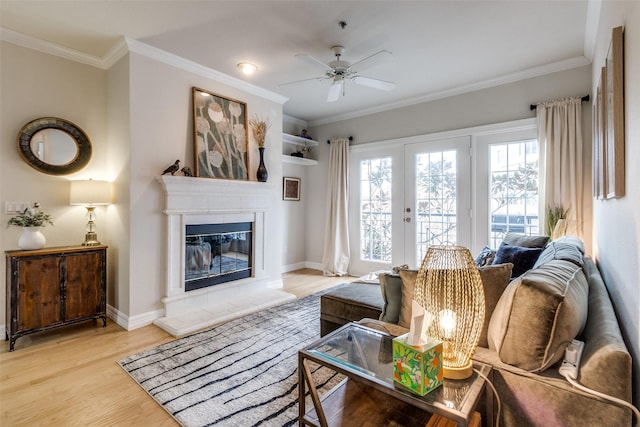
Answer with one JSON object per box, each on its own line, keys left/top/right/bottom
{"left": 302, "top": 65, "right": 592, "bottom": 266}
{"left": 591, "top": 1, "right": 640, "bottom": 408}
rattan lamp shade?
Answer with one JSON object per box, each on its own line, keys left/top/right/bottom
{"left": 413, "top": 245, "right": 485, "bottom": 379}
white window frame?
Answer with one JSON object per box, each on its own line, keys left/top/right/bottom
{"left": 349, "top": 117, "right": 538, "bottom": 274}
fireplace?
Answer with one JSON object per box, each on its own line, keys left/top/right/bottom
{"left": 154, "top": 175, "right": 296, "bottom": 332}
{"left": 185, "top": 222, "right": 253, "bottom": 291}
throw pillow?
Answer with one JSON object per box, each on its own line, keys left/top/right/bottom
{"left": 487, "top": 259, "right": 589, "bottom": 372}
{"left": 533, "top": 240, "right": 584, "bottom": 269}
{"left": 397, "top": 269, "right": 418, "bottom": 328}
{"left": 474, "top": 246, "right": 497, "bottom": 267}
{"left": 477, "top": 263, "right": 513, "bottom": 348}
{"left": 493, "top": 242, "right": 543, "bottom": 278}
{"left": 503, "top": 232, "right": 550, "bottom": 249}
{"left": 378, "top": 273, "right": 403, "bottom": 324}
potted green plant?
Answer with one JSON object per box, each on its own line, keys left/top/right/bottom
{"left": 546, "top": 205, "right": 568, "bottom": 239}
{"left": 7, "top": 203, "right": 53, "bottom": 250}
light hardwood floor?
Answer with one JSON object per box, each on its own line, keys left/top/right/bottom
{"left": 0, "top": 269, "right": 354, "bottom": 426}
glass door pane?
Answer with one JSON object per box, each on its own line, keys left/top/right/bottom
{"left": 405, "top": 137, "right": 471, "bottom": 268}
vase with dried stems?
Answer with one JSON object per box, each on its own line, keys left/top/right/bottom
{"left": 250, "top": 116, "right": 270, "bottom": 182}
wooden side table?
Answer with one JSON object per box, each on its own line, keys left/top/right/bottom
{"left": 5, "top": 245, "right": 107, "bottom": 351}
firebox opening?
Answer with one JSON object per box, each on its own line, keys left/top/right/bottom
{"left": 185, "top": 222, "right": 253, "bottom": 291}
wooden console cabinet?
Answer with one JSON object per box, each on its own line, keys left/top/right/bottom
{"left": 5, "top": 245, "right": 107, "bottom": 351}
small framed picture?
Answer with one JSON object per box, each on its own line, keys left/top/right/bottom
{"left": 283, "top": 177, "right": 300, "bottom": 201}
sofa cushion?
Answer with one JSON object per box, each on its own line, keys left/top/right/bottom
{"left": 477, "top": 263, "right": 513, "bottom": 348}
{"left": 398, "top": 269, "right": 419, "bottom": 328}
{"left": 493, "top": 242, "right": 543, "bottom": 278}
{"left": 319, "top": 282, "right": 383, "bottom": 336}
{"left": 378, "top": 272, "right": 403, "bottom": 323}
{"left": 488, "top": 259, "right": 589, "bottom": 372}
{"left": 533, "top": 239, "right": 584, "bottom": 269}
{"left": 503, "top": 232, "right": 550, "bottom": 248}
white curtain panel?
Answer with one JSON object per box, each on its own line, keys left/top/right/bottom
{"left": 536, "top": 96, "right": 584, "bottom": 239}
{"left": 321, "top": 137, "right": 350, "bottom": 276}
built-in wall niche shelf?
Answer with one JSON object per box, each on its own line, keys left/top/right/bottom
{"left": 282, "top": 133, "right": 319, "bottom": 147}
{"left": 282, "top": 133, "right": 319, "bottom": 166}
{"left": 282, "top": 155, "right": 318, "bottom": 165}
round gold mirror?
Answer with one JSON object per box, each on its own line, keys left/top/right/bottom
{"left": 17, "top": 117, "right": 92, "bottom": 175}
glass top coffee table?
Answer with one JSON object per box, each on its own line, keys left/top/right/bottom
{"left": 298, "top": 322, "right": 492, "bottom": 427}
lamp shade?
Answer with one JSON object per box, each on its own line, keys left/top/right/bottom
{"left": 413, "top": 245, "right": 485, "bottom": 380}
{"left": 69, "top": 180, "right": 112, "bottom": 206}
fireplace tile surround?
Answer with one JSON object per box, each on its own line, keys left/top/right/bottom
{"left": 154, "top": 175, "right": 295, "bottom": 336}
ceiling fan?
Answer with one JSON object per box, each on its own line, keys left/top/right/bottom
{"left": 278, "top": 45, "right": 396, "bottom": 102}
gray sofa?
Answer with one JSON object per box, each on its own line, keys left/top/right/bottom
{"left": 318, "top": 236, "right": 633, "bottom": 426}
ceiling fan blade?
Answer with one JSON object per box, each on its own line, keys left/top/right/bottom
{"left": 348, "top": 50, "right": 392, "bottom": 72}
{"left": 327, "top": 79, "right": 344, "bottom": 102}
{"left": 352, "top": 76, "right": 396, "bottom": 91}
{"left": 295, "top": 53, "right": 333, "bottom": 73}
{"left": 277, "top": 76, "right": 327, "bottom": 87}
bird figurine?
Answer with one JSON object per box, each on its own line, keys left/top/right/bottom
{"left": 162, "top": 160, "right": 180, "bottom": 175}
{"left": 181, "top": 166, "right": 193, "bottom": 177}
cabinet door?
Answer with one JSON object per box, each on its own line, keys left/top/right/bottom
{"left": 17, "top": 257, "right": 62, "bottom": 330}
{"left": 65, "top": 251, "right": 104, "bottom": 321}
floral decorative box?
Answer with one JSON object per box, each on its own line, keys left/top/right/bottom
{"left": 392, "top": 333, "right": 443, "bottom": 396}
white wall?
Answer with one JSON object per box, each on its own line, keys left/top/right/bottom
{"left": 0, "top": 42, "right": 108, "bottom": 330}
{"left": 123, "top": 51, "right": 285, "bottom": 321}
{"left": 304, "top": 65, "right": 592, "bottom": 266}
{"left": 0, "top": 40, "right": 285, "bottom": 330}
{"left": 106, "top": 55, "right": 131, "bottom": 317}
{"left": 591, "top": 1, "right": 640, "bottom": 408}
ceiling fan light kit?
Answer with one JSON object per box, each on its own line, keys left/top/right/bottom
{"left": 279, "top": 45, "right": 396, "bottom": 102}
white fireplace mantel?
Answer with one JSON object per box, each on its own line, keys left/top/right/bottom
{"left": 154, "top": 175, "right": 294, "bottom": 336}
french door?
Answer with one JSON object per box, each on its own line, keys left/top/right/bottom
{"left": 349, "top": 136, "right": 471, "bottom": 274}
{"left": 403, "top": 136, "right": 471, "bottom": 268}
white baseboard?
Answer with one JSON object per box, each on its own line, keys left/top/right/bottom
{"left": 107, "top": 304, "right": 165, "bottom": 331}
{"left": 282, "top": 262, "right": 306, "bottom": 273}
{"left": 305, "top": 261, "right": 323, "bottom": 271}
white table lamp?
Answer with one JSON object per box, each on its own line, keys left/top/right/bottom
{"left": 69, "top": 179, "right": 112, "bottom": 246}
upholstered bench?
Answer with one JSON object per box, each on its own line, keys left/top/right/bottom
{"left": 319, "top": 282, "right": 384, "bottom": 336}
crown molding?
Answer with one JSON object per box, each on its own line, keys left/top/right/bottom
{"left": 283, "top": 114, "right": 308, "bottom": 128}
{"left": 309, "top": 56, "right": 591, "bottom": 127}
{"left": 0, "top": 27, "right": 288, "bottom": 105}
{"left": 583, "top": 0, "right": 601, "bottom": 62}
{"left": 0, "top": 27, "right": 105, "bottom": 69}
{"left": 123, "top": 38, "right": 288, "bottom": 105}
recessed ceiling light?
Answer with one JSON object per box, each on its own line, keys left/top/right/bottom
{"left": 237, "top": 62, "right": 258, "bottom": 75}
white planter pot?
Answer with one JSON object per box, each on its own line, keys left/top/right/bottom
{"left": 18, "top": 227, "right": 46, "bottom": 250}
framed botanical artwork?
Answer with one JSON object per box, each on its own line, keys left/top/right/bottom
{"left": 192, "top": 87, "right": 248, "bottom": 180}
{"left": 593, "top": 66, "right": 607, "bottom": 199}
{"left": 604, "top": 26, "right": 625, "bottom": 199}
{"left": 283, "top": 177, "right": 300, "bottom": 201}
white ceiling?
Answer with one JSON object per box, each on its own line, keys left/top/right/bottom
{"left": 0, "top": 1, "right": 594, "bottom": 125}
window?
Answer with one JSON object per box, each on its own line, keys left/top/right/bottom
{"left": 415, "top": 150, "right": 458, "bottom": 264}
{"left": 488, "top": 139, "right": 539, "bottom": 248}
{"left": 359, "top": 157, "right": 392, "bottom": 262}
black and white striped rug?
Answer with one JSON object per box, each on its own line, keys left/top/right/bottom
{"left": 118, "top": 290, "right": 344, "bottom": 427}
